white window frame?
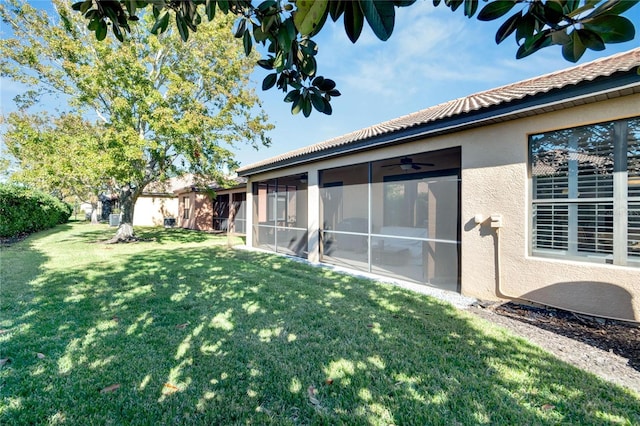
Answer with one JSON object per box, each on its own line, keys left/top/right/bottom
{"left": 530, "top": 117, "right": 640, "bottom": 267}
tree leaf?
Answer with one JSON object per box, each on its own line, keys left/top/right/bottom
{"left": 176, "top": 14, "right": 189, "bottom": 41}
{"left": 542, "top": 0, "right": 565, "bottom": 25}
{"left": 284, "top": 89, "right": 300, "bottom": 103}
{"left": 318, "top": 78, "right": 336, "bottom": 91}
{"left": 112, "top": 20, "right": 124, "bottom": 42}
{"left": 257, "top": 59, "right": 273, "bottom": 70}
{"left": 562, "top": 30, "right": 587, "bottom": 62}
{"left": 515, "top": 13, "right": 535, "bottom": 43}
{"left": 300, "top": 55, "right": 317, "bottom": 77}
{"left": 218, "top": 0, "right": 230, "bottom": 14}
{"left": 478, "top": 0, "right": 516, "bottom": 21}
{"left": 310, "top": 92, "right": 325, "bottom": 112}
{"left": 262, "top": 73, "right": 277, "bottom": 90}
{"left": 302, "top": 97, "right": 312, "bottom": 117}
{"left": 321, "top": 98, "right": 332, "bottom": 115}
{"left": 584, "top": 15, "right": 635, "bottom": 43}
{"left": 464, "top": 0, "right": 479, "bottom": 18}
{"left": 205, "top": 0, "right": 216, "bottom": 21}
{"left": 312, "top": 76, "right": 325, "bottom": 87}
{"left": 253, "top": 24, "right": 268, "bottom": 43}
{"left": 329, "top": 0, "right": 345, "bottom": 21}
{"left": 81, "top": 0, "right": 93, "bottom": 14}
{"left": 95, "top": 19, "right": 107, "bottom": 41}
{"left": 360, "top": 0, "right": 396, "bottom": 41}
{"left": 516, "top": 29, "right": 552, "bottom": 59}
{"left": 243, "top": 29, "right": 252, "bottom": 56}
{"left": 576, "top": 28, "right": 605, "bottom": 51}
{"left": 257, "top": 0, "right": 278, "bottom": 13}
{"left": 233, "top": 18, "right": 246, "bottom": 39}
{"left": 344, "top": 1, "right": 364, "bottom": 43}
{"left": 293, "top": 0, "right": 329, "bottom": 36}
{"left": 562, "top": 0, "right": 580, "bottom": 14}
{"left": 276, "top": 19, "right": 295, "bottom": 50}
{"left": 587, "top": 0, "right": 639, "bottom": 20}
{"left": 445, "top": 0, "right": 464, "bottom": 12}
{"left": 151, "top": 12, "right": 169, "bottom": 35}
{"left": 291, "top": 94, "right": 304, "bottom": 114}
{"left": 494, "top": 10, "right": 521, "bottom": 44}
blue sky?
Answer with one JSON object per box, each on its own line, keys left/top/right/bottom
{"left": 1, "top": 1, "right": 639, "bottom": 169}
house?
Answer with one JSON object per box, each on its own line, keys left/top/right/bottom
{"left": 132, "top": 176, "right": 191, "bottom": 227}
{"left": 174, "top": 177, "right": 247, "bottom": 233}
{"left": 236, "top": 48, "right": 640, "bottom": 322}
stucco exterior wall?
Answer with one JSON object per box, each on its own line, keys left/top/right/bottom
{"left": 244, "top": 93, "right": 640, "bottom": 321}
{"left": 459, "top": 94, "right": 640, "bottom": 321}
{"left": 133, "top": 195, "right": 178, "bottom": 227}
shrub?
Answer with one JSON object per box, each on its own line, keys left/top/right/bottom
{"left": 0, "top": 183, "right": 72, "bottom": 238}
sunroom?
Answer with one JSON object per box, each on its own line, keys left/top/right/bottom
{"left": 250, "top": 147, "right": 461, "bottom": 292}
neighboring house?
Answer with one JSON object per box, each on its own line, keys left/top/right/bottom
{"left": 236, "top": 48, "right": 640, "bottom": 322}
{"left": 132, "top": 176, "right": 192, "bottom": 227}
{"left": 175, "top": 177, "right": 247, "bottom": 233}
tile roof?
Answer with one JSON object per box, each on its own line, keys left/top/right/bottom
{"left": 143, "top": 175, "right": 247, "bottom": 194}
{"left": 143, "top": 175, "right": 195, "bottom": 194}
{"left": 238, "top": 48, "right": 640, "bottom": 175}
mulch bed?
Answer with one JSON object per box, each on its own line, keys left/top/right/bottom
{"left": 493, "top": 302, "right": 640, "bottom": 371}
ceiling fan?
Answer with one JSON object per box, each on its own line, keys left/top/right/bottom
{"left": 382, "top": 157, "right": 434, "bottom": 171}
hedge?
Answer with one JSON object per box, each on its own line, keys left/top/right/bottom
{"left": 0, "top": 183, "right": 73, "bottom": 238}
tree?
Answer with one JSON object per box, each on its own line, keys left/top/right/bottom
{"left": 70, "top": 0, "right": 638, "bottom": 117}
{"left": 0, "top": 0, "right": 272, "bottom": 242}
{"left": 2, "top": 112, "right": 112, "bottom": 223}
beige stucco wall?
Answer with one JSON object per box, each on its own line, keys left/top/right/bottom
{"left": 459, "top": 95, "right": 640, "bottom": 321}
{"left": 133, "top": 195, "right": 178, "bottom": 227}
{"left": 245, "top": 93, "right": 640, "bottom": 321}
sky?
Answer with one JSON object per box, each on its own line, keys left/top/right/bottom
{"left": 1, "top": 1, "right": 639, "bottom": 170}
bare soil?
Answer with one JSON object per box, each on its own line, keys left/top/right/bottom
{"left": 468, "top": 301, "right": 640, "bottom": 394}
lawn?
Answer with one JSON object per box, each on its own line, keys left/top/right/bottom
{"left": 1, "top": 222, "right": 638, "bottom": 425}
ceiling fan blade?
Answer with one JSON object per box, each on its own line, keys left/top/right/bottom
{"left": 414, "top": 162, "right": 435, "bottom": 166}
{"left": 412, "top": 164, "right": 421, "bottom": 170}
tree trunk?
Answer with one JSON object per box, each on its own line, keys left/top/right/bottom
{"left": 107, "top": 186, "right": 138, "bottom": 243}
{"left": 90, "top": 202, "right": 99, "bottom": 224}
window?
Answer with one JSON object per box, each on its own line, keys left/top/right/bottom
{"left": 253, "top": 175, "right": 308, "bottom": 257}
{"left": 182, "top": 196, "right": 190, "bottom": 219}
{"left": 530, "top": 117, "right": 640, "bottom": 266}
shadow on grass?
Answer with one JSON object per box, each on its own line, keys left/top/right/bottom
{"left": 1, "top": 229, "right": 639, "bottom": 424}
{"left": 54, "top": 224, "right": 218, "bottom": 245}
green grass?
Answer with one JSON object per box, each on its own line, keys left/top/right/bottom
{"left": 1, "top": 222, "right": 638, "bottom": 425}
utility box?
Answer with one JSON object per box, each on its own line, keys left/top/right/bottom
{"left": 109, "top": 213, "right": 121, "bottom": 227}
